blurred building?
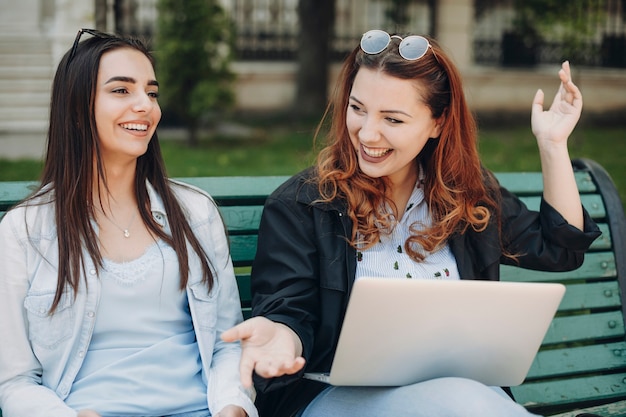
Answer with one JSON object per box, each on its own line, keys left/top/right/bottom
{"left": 1, "top": 0, "right": 625, "bottom": 158}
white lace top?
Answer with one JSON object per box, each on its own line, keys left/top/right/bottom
{"left": 65, "top": 240, "right": 207, "bottom": 414}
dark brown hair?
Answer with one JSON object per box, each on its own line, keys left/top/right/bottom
{"left": 30, "top": 33, "right": 215, "bottom": 312}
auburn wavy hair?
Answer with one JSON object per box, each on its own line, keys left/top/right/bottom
{"left": 315, "top": 34, "right": 501, "bottom": 261}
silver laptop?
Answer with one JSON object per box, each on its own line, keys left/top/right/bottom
{"left": 304, "top": 277, "right": 565, "bottom": 387}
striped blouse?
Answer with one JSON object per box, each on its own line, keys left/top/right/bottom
{"left": 355, "top": 177, "right": 460, "bottom": 281}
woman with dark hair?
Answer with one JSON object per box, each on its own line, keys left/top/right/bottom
{"left": 223, "top": 30, "right": 601, "bottom": 417}
{"left": 0, "top": 29, "right": 256, "bottom": 417}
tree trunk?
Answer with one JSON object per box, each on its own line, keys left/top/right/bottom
{"left": 95, "top": 0, "right": 107, "bottom": 30}
{"left": 294, "top": 0, "right": 335, "bottom": 121}
{"left": 187, "top": 119, "right": 199, "bottom": 148}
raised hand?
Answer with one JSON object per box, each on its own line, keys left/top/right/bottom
{"left": 222, "top": 316, "right": 306, "bottom": 387}
{"left": 531, "top": 61, "right": 583, "bottom": 146}
{"left": 530, "top": 60, "right": 585, "bottom": 230}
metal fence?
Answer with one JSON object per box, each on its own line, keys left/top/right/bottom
{"left": 113, "top": 0, "right": 434, "bottom": 60}
{"left": 228, "top": 0, "right": 434, "bottom": 60}
{"left": 113, "top": 0, "right": 158, "bottom": 37}
{"left": 474, "top": 0, "right": 626, "bottom": 68}
{"left": 112, "top": 0, "right": 626, "bottom": 68}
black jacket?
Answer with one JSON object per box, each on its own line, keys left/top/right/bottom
{"left": 251, "top": 168, "right": 601, "bottom": 417}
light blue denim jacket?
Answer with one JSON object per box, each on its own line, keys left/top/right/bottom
{"left": 0, "top": 181, "right": 257, "bottom": 417}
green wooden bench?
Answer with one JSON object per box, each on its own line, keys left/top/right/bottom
{"left": 0, "top": 158, "right": 624, "bottom": 417}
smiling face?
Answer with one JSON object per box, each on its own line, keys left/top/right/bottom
{"left": 94, "top": 47, "right": 161, "bottom": 164}
{"left": 346, "top": 67, "right": 442, "bottom": 188}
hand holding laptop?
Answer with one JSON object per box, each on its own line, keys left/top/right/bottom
{"left": 222, "top": 316, "right": 306, "bottom": 388}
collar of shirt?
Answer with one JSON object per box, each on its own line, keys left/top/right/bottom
{"left": 356, "top": 172, "right": 460, "bottom": 280}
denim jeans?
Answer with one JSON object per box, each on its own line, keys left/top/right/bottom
{"left": 299, "top": 377, "right": 542, "bottom": 417}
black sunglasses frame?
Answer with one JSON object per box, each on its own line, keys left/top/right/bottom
{"left": 67, "top": 28, "right": 116, "bottom": 67}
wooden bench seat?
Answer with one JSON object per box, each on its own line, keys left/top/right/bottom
{"left": 0, "top": 158, "right": 624, "bottom": 416}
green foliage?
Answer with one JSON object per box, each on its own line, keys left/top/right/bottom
{"left": 155, "top": 0, "right": 235, "bottom": 144}
{"left": 513, "top": 0, "right": 606, "bottom": 60}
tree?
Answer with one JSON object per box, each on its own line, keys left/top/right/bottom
{"left": 95, "top": 0, "right": 107, "bottom": 30}
{"left": 155, "top": 0, "right": 235, "bottom": 146}
{"left": 294, "top": 0, "right": 335, "bottom": 121}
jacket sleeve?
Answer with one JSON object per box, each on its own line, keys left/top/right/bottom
{"left": 0, "top": 209, "right": 78, "bottom": 417}
{"left": 250, "top": 178, "right": 322, "bottom": 392}
{"left": 499, "top": 186, "right": 601, "bottom": 270}
{"left": 183, "top": 190, "right": 258, "bottom": 417}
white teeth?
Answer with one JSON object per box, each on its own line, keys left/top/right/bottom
{"left": 121, "top": 123, "right": 148, "bottom": 131}
{"left": 363, "top": 146, "right": 391, "bottom": 157}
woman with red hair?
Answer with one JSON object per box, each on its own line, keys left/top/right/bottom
{"left": 224, "top": 30, "right": 601, "bottom": 417}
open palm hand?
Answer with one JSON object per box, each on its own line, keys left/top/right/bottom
{"left": 222, "top": 316, "right": 306, "bottom": 388}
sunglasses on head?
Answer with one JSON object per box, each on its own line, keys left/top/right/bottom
{"left": 360, "top": 29, "right": 433, "bottom": 61}
{"left": 67, "top": 28, "right": 116, "bottom": 66}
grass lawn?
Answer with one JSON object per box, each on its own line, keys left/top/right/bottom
{"left": 477, "top": 126, "right": 625, "bottom": 207}
{"left": 0, "top": 123, "right": 624, "bottom": 207}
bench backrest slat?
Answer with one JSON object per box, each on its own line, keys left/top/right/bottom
{"left": 527, "top": 341, "right": 626, "bottom": 379}
{"left": 501, "top": 251, "right": 616, "bottom": 281}
{"left": 512, "top": 372, "right": 626, "bottom": 412}
{"left": 495, "top": 171, "right": 597, "bottom": 195}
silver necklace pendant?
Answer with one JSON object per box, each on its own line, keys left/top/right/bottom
{"left": 97, "top": 207, "right": 137, "bottom": 239}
